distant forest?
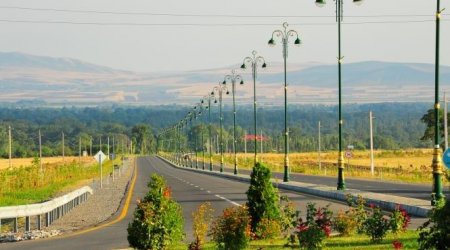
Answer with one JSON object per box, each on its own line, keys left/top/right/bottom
{"left": 0, "top": 103, "right": 435, "bottom": 158}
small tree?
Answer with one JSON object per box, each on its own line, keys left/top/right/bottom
{"left": 189, "top": 202, "right": 214, "bottom": 250}
{"left": 418, "top": 199, "right": 450, "bottom": 250}
{"left": 246, "top": 162, "right": 281, "bottom": 233}
{"left": 209, "top": 206, "right": 251, "bottom": 250}
{"left": 127, "top": 174, "right": 184, "bottom": 250}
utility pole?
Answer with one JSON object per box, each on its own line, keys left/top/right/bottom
{"left": 444, "top": 92, "right": 448, "bottom": 150}
{"left": 369, "top": 111, "right": 375, "bottom": 176}
{"left": 100, "top": 137, "right": 102, "bottom": 153}
{"left": 260, "top": 130, "right": 263, "bottom": 163}
{"left": 8, "top": 125, "right": 12, "bottom": 169}
{"left": 90, "top": 137, "right": 92, "bottom": 156}
{"left": 39, "top": 130, "right": 42, "bottom": 172}
{"left": 244, "top": 130, "right": 247, "bottom": 155}
{"left": 79, "top": 136, "right": 82, "bottom": 165}
{"left": 62, "top": 132, "right": 65, "bottom": 163}
{"left": 107, "top": 136, "right": 110, "bottom": 159}
{"left": 318, "top": 121, "right": 321, "bottom": 171}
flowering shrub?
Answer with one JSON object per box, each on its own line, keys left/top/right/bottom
{"left": 333, "top": 210, "right": 357, "bottom": 236}
{"left": 345, "top": 194, "right": 368, "bottom": 234}
{"left": 279, "top": 195, "right": 300, "bottom": 237}
{"left": 362, "top": 204, "right": 390, "bottom": 243}
{"left": 210, "top": 206, "right": 252, "bottom": 250}
{"left": 190, "top": 202, "right": 214, "bottom": 249}
{"left": 296, "top": 203, "right": 333, "bottom": 249}
{"left": 127, "top": 174, "right": 184, "bottom": 250}
{"left": 390, "top": 205, "right": 410, "bottom": 235}
{"left": 255, "top": 218, "right": 282, "bottom": 239}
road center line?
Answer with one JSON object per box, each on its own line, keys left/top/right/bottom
{"left": 214, "top": 194, "right": 240, "bottom": 206}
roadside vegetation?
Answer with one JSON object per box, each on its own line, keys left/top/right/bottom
{"left": 0, "top": 156, "right": 121, "bottom": 206}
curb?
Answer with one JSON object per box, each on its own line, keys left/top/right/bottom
{"left": 158, "top": 156, "right": 432, "bottom": 217}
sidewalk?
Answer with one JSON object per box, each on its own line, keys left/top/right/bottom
{"left": 159, "top": 156, "right": 432, "bottom": 217}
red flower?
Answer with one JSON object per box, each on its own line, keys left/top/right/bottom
{"left": 393, "top": 240, "right": 403, "bottom": 249}
{"left": 369, "top": 203, "right": 376, "bottom": 209}
{"left": 163, "top": 187, "right": 171, "bottom": 198}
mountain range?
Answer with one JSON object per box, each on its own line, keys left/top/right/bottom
{"left": 0, "top": 52, "right": 449, "bottom": 106}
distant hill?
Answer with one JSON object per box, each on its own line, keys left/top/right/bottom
{"left": 0, "top": 52, "right": 449, "bottom": 105}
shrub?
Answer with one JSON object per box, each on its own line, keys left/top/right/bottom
{"left": 127, "top": 174, "right": 184, "bottom": 250}
{"left": 209, "top": 206, "right": 252, "bottom": 250}
{"left": 296, "top": 203, "right": 333, "bottom": 249}
{"left": 390, "top": 205, "right": 410, "bottom": 235}
{"left": 255, "top": 218, "right": 282, "bottom": 239}
{"left": 279, "top": 195, "right": 300, "bottom": 237}
{"left": 333, "top": 210, "right": 357, "bottom": 236}
{"left": 345, "top": 194, "right": 367, "bottom": 234}
{"left": 418, "top": 199, "right": 450, "bottom": 250}
{"left": 362, "top": 204, "right": 390, "bottom": 243}
{"left": 246, "top": 162, "right": 281, "bottom": 232}
{"left": 190, "top": 202, "right": 214, "bottom": 249}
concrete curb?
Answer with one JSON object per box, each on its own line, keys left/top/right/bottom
{"left": 158, "top": 156, "right": 432, "bottom": 217}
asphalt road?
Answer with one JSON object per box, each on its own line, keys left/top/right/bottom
{"left": 190, "top": 159, "right": 450, "bottom": 201}
{"left": 1, "top": 156, "right": 354, "bottom": 250}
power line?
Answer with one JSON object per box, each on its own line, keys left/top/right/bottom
{"left": 0, "top": 6, "right": 442, "bottom": 18}
{"left": 0, "top": 19, "right": 443, "bottom": 27}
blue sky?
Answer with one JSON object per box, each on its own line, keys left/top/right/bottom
{"left": 0, "top": 0, "right": 448, "bottom": 72}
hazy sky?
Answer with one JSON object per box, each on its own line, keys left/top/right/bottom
{"left": 0, "top": 0, "right": 449, "bottom": 72}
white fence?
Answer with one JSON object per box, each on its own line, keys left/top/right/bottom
{"left": 0, "top": 186, "right": 93, "bottom": 232}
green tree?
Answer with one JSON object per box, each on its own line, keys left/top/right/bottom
{"left": 246, "top": 162, "right": 281, "bottom": 233}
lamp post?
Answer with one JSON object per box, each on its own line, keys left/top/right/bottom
{"left": 268, "top": 22, "right": 301, "bottom": 182}
{"left": 202, "top": 93, "right": 215, "bottom": 171}
{"left": 431, "top": 0, "right": 445, "bottom": 205}
{"left": 315, "top": 0, "right": 363, "bottom": 190}
{"left": 223, "top": 70, "right": 244, "bottom": 175}
{"left": 241, "top": 50, "right": 267, "bottom": 167}
{"left": 212, "top": 84, "right": 229, "bottom": 173}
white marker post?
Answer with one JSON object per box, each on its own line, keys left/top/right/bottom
{"left": 94, "top": 151, "right": 107, "bottom": 188}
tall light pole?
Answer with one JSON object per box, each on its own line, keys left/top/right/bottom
{"left": 444, "top": 92, "right": 448, "bottom": 150}
{"left": 212, "top": 84, "right": 229, "bottom": 173}
{"left": 315, "top": 0, "right": 363, "bottom": 190}
{"left": 202, "top": 93, "right": 215, "bottom": 171}
{"left": 268, "top": 22, "right": 301, "bottom": 182}
{"left": 8, "top": 125, "right": 12, "bottom": 169}
{"left": 241, "top": 50, "right": 267, "bottom": 167}
{"left": 431, "top": 0, "right": 445, "bottom": 205}
{"left": 223, "top": 70, "right": 244, "bottom": 175}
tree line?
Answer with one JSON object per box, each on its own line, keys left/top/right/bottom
{"left": 0, "top": 102, "right": 435, "bottom": 158}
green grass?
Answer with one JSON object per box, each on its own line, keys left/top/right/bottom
{"left": 170, "top": 230, "right": 419, "bottom": 249}
{"left": 0, "top": 157, "right": 122, "bottom": 206}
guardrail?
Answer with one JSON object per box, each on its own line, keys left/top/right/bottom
{"left": 0, "top": 186, "right": 93, "bottom": 233}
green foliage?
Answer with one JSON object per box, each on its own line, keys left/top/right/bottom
{"left": 279, "top": 195, "right": 301, "bottom": 237}
{"left": 390, "top": 205, "right": 410, "bottom": 235}
{"left": 190, "top": 202, "right": 214, "bottom": 249}
{"left": 255, "top": 218, "right": 282, "bottom": 240}
{"left": 362, "top": 205, "right": 390, "bottom": 243}
{"left": 209, "top": 206, "right": 251, "bottom": 250}
{"left": 332, "top": 211, "right": 357, "bottom": 236}
{"left": 127, "top": 174, "right": 184, "bottom": 250}
{"left": 296, "top": 203, "right": 333, "bottom": 250}
{"left": 246, "top": 162, "right": 281, "bottom": 233}
{"left": 345, "top": 194, "right": 368, "bottom": 234}
{"left": 418, "top": 199, "right": 450, "bottom": 250}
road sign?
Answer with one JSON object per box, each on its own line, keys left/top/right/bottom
{"left": 94, "top": 151, "right": 107, "bottom": 164}
{"left": 442, "top": 148, "right": 450, "bottom": 169}
{"left": 345, "top": 150, "right": 353, "bottom": 159}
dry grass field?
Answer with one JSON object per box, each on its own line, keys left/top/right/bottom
{"left": 0, "top": 156, "right": 96, "bottom": 170}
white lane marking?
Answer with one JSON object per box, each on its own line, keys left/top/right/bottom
{"left": 215, "top": 194, "right": 241, "bottom": 206}
{"left": 200, "top": 188, "right": 204, "bottom": 191}
{"left": 206, "top": 190, "right": 211, "bottom": 193}
{"left": 194, "top": 185, "right": 199, "bottom": 188}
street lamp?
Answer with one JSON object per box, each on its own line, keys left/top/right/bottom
{"left": 314, "top": 0, "right": 363, "bottom": 190}
{"left": 202, "top": 93, "right": 216, "bottom": 171}
{"left": 241, "top": 50, "right": 267, "bottom": 167}
{"left": 212, "top": 84, "right": 229, "bottom": 173}
{"left": 431, "top": 0, "right": 445, "bottom": 205}
{"left": 223, "top": 69, "right": 244, "bottom": 175}
{"left": 268, "top": 22, "right": 301, "bottom": 182}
